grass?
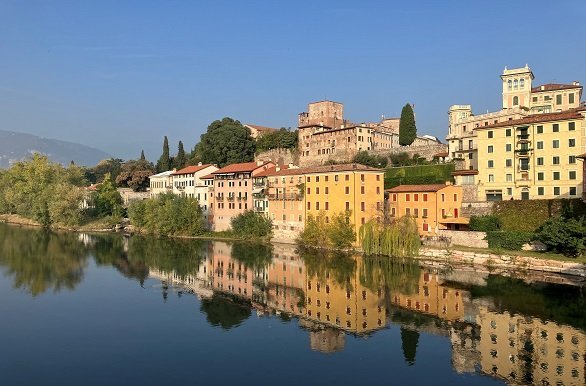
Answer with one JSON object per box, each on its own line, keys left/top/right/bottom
{"left": 433, "top": 244, "right": 586, "bottom": 264}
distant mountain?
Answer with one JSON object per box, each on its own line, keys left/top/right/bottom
{"left": 0, "top": 130, "right": 112, "bottom": 168}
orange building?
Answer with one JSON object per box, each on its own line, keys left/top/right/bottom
{"left": 208, "top": 161, "right": 274, "bottom": 232}
{"left": 386, "top": 184, "right": 467, "bottom": 235}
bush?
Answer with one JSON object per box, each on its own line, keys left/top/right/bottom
{"left": 493, "top": 199, "right": 586, "bottom": 232}
{"left": 230, "top": 211, "right": 272, "bottom": 239}
{"left": 352, "top": 151, "right": 388, "bottom": 168}
{"left": 298, "top": 211, "right": 355, "bottom": 250}
{"left": 327, "top": 212, "right": 356, "bottom": 250}
{"left": 469, "top": 215, "right": 501, "bottom": 232}
{"left": 534, "top": 217, "right": 586, "bottom": 258}
{"left": 485, "top": 231, "right": 534, "bottom": 251}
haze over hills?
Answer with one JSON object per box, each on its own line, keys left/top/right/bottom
{"left": 0, "top": 130, "right": 112, "bottom": 168}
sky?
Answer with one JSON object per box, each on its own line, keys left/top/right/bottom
{"left": 1, "top": 0, "right": 585, "bottom": 161}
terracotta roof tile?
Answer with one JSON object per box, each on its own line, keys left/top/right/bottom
{"left": 172, "top": 164, "right": 213, "bottom": 176}
{"left": 477, "top": 109, "right": 584, "bottom": 130}
{"left": 531, "top": 83, "right": 582, "bottom": 92}
{"left": 212, "top": 161, "right": 272, "bottom": 174}
{"left": 386, "top": 184, "right": 450, "bottom": 193}
{"left": 245, "top": 124, "right": 278, "bottom": 133}
{"left": 258, "top": 163, "right": 383, "bottom": 177}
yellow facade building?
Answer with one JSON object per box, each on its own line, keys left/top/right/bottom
{"left": 386, "top": 184, "right": 466, "bottom": 235}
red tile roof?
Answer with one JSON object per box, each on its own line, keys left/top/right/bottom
{"left": 386, "top": 184, "right": 450, "bottom": 193}
{"left": 452, "top": 170, "right": 479, "bottom": 176}
{"left": 257, "top": 163, "right": 383, "bottom": 177}
{"left": 200, "top": 173, "right": 214, "bottom": 179}
{"left": 433, "top": 152, "right": 449, "bottom": 158}
{"left": 172, "top": 164, "right": 213, "bottom": 176}
{"left": 531, "top": 83, "right": 582, "bottom": 93}
{"left": 477, "top": 109, "right": 584, "bottom": 130}
{"left": 253, "top": 164, "right": 292, "bottom": 177}
{"left": 211, "top": 161, "right": 272, "bottom": 175}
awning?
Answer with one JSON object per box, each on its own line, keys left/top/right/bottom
{"left": 252, "top": 188, "right": 264, "bottom": 194}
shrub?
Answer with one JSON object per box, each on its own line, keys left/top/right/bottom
{"left": 469, "top": 215, "right": 501, "bottom": 232}
{"left": 327, "top": 212, "right": 356, "bottom": 249}
{"left": 485, "top": 231, "right": 534, "bottom": 251}
{"left": 352, "top": 151, "right": 388, "bottom": 168}
{"left": 298, "top": 211, "right": 355, "bottom": 250}
{"left": 534, "top": 217, "right": 586, "bottom": 258}
{"left": 298, "top": 212, "right": 330, "bottom": 248}
{"left": 230, "top": 211, "right": 272, "bottom": 239}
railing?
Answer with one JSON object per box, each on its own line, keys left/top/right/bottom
{"left": 517, "top": 133, "right": 529, "bottom": 139}
{"left": 255, "top": 207, "right": 265, "bottom": 212}
{"left": 227, "top": 196, "right": 235, "bottom": 201}
{"left": 215, "top": 196, "right": 224, "bottom": 201}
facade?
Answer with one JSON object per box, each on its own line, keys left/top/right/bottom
{"left": 475, "top": 110, "right": 585, "bottom": 200}
{"left": 171, "top": 163, "right": 218, "bottom": 217}
{"left": 386, "top": 184, "right": 465, "bottom": 235}
{"left": 148, "top": 170, "right": 174, "bottom": 197}
{"left": 447, "top": 65, "right": 584, "bottom": 201}
{"left": 244, "top": 124, "right": 277, "bottom": 139}
{"left": 577, "top": 153, "right": 586, "bottom": 201}
{"left": 210, "top": 161, "right": 274, "bottom": 232}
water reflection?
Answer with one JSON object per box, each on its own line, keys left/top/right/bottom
{"left": 1, "top": 223, "right": 585, "bottom": 385}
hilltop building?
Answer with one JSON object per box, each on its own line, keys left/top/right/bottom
{"left": 447, "top": 65, "right": 585, "bottom": 201}
{"left": 244, "top": 124, "right": 277, "bottom": 139}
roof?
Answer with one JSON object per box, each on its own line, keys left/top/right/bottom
{"left": 172, "top": 164, "right": 213, "bottom": 176}
{"left": 452, "top": 170, "right": 479, "bottom": 176}
{"left": 433, "top": 152, "right": 449, "bottom": 158}
{"left": 298, "top": 124, "right": 334, "bottom": 130}
{"left": 438, "top": 217, "right": 470, "bottom": 225}
{"left": 386, "top": 184, "right": 451, "bottom": 193}
{"left": 245, "top": 124, "right": 278, "bottom": 133}
{"left": 149, "top": 170, "right": 175, "bottom": 179}
{"left": 311, "top": 125, "right": 363, "bottom": 135}
{"left": 211, "top": 161, "right": 271, "bottom": 175}
{"left": 256, "top": 163, "right": 383, "bottom": 177}
{"left": 477, "top": 109, "right": 584, "bottom": 130}
{"left": 200, "top": 173, "right": 214, "bottom": 179}
{"left": 253, "top": 164, "right": 292, "bottom": 177}
{"left": 531, "top": 83, "right": 582, "bottom": 93}
{"left": 576, "top": 153, "right": 586, "bottom": 159}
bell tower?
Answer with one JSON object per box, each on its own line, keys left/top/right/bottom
{"left": 501, "top": 64, "right": 534, "bottom": 110}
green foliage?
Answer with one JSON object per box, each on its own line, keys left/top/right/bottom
{"left": 156, "top": 136, "right": 171, "bottom": 172}
{"left": 231, "top": 242, "right": 273, "bottom": 270}
{"left": 535, "top": 217, "right": 586, "bottom": 257}
{"left": 200, "top": 294, "right": 251, "bottom": 330}
{"left": 359, "top": 217, "right": 420, "bottom": 257}
{"left": 115, "top": 159, "right": 156, "bottom": 191}
{"left": 85, "top": 158, "right": 123, "bottom": 184}
{"left": 298, "top": 211, "right": 355, "bottom": 250}
{"left": 230, "top": 211, "right": 273, "bottom": 239}
{"left": 389, "top": 152, "right": 429, "bottom": 167}
{"left": 174, "top": 141, "right": 186, "bottom": 169}
{"left": 92, "top": 173, "right": 123, "bottom": 218}
{"left": 255, "top": 128, "right": 298, "bottom": 152}
{"left": 300, "top": 248, "right": 356, "bottom": 288}
{"left": 352, "top": 151, "right": 388, "bottom": 168}
{"left": 128, "top": 193, "right": 206, "bottom": 236}
{"left": 140, "top": 150, "right": 146, "bottom": 161}
{"left": 359, "top": 256, "right": 421, "bottom": 295}
{"left": 485, "top": 231, "right": 534, "bottom": 251}
{"left": 469, "top": 215, "right": 501, "bottom": 232}
{"left": 399, "top": 103, "right": 417, "bottom": 146}
{"left": 384, "top": 164, "right": 454, "bottom": 189}
{"left": 0, "top": 154, "right": 88, "bottom": 227}
{"left": 493, "top": 199, "right": 586, "bottom": 232}
{"left": 194, "top": 117, "right": 256, "bottom": 167}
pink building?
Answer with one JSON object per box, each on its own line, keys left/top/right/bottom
{"left": 210, "top": 161, "right": 274, "bottom": 232}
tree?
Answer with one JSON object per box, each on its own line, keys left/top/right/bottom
{"left": 156, "top": 136, "right": 171, "bottom": 172}
{"left": 85, "top": 158, "right": 123, "bottom": 184}
{"left": 140, "top": 150, "right": 146, "bottom": 161}
{"left": 327, "top": 211, "right": 356, "bottom": 249}
{"left": 535, "top": 217, "right": 585, "bottom": 257}
{"left": 174, "top": 141, "right": 186, "bottom": 169}
{"left": 399, "top": 103, "right": 417, "bottom": 146}
{"left": 255, "top": 128, "right": 298, "bottom": 152}
{"left": 352, "top": 151, "right": 388, "bottom": 168}
{"left": 197, "top": 118, "right": 256, "bottom": 167}
{"left": 93, "top": 173, "right": 123, "bottom": 218}
{"left": 115, "top": 159, "right": 156, "bottom": 191}
{"left": 230, "top": 211, "right": 273, "bottom": 238}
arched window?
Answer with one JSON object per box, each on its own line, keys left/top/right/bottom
{"left": 508, "top": 80, "right": 512, "bottom": 90}
{"left": 513, "top": 96, "right": 519, "bottom": 106}
{"left": 520, "top": 78, "right": 525, "bottom": 89}
{"left": 514, "top": 79, "right": 518, "bottom": 89}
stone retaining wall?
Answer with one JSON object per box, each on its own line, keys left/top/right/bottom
{"left": 255, "top": 148, "right": 299, "bottom": 166}
{"left": 437, "top": 229, "right": 488, "bottom": 248}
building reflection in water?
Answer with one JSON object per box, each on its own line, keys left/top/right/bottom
{"left": 140, "top": 239, "right": 586, "bottom": 385}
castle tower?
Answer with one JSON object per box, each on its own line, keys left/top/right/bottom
{"left": 501, "top": 65, "right": 534, "bottom": 110}
{"left": 298, "top": 100, "right": 344, "bottom": 128}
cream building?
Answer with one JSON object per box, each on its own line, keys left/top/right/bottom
{"left": 148, "top": 170, "right": 174, "bottom": 198}
{"left": 447, "top": 65, "right": 584, "bottom": 201}
{"left": 171, "top": 163, "right": 218, "bottom": 216}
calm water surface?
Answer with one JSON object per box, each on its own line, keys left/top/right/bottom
{"left": 1, "top": 223, "right": 585, "bottom": 386}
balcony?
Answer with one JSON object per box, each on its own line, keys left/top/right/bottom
{"left": 515, "top": 148, "right": 532, "bottom": 157}
{"left": 227, "top": 196, "right": 235, "bottom": 202}
{"left": 516, "top": 133, "right": 530, "bottom": 140}
{"left": 215, "top": 195, "right": 224, "bottom": 201}
{"left": 237, "top": 196, "right": 248, "bottom": 201}
{"left": 255, "top": 206, "right": 265, "bottom": 212}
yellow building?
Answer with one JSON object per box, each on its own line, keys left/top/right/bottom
{"left": 475, "top": 109, "right": 585, "bottom": 200}
{"left": 386, "top": 184, "right": 466, "bottom": 235}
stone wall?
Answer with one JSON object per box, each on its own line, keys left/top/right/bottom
{"left": 255, "top": 148, "right": 300, "bottom": 166}
{"left": 372, "top": 142, "right": 448, "bottom": 161}
{"left": 437, "top": 229, "right": 488, "bottom": 248}
{"left": 461, "top": 201, "right": 493, "bottom": 217}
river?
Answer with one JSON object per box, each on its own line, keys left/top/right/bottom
{"left": 0, "top": 223, "right": 584, "bottom": 386}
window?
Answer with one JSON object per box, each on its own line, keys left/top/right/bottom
{"left": 325, "top": 201, "right": 329, "bottom": 210}
{"left": 360, "top": 202, "right": 365, "bottom": 211}
{"left": 453, "top": 193, "right": 458, "bottom": 201}
{"left": 423, "top": 194, "right": 428, "bottom": 202}
{"left": 513, "top": 96, "right": 519, "bottom": 106}
{"left": 554, "top": 187, "right": 560, "bottom": 196}
{"left": 488, "top": 160, "right": 494, "bottom": 168}
{"left": 488, "top": 131, "right": 493, "bottom": 139}
{"left": 537, "top": 172, "right": 544, "bottom": 181}
{"left": 307, "top": 177, "right": 311, "bottom": 182}
{"left": 507, "top": 80, "right": 512, "bottom": 90}
{"left": 537, "top": 125, "right": 543, "bottom": 134}
{"left": 334, "top": 175, "right": 339, "bottom": 182}
{"left": 360, "top": 174, "right": 365, "bottom": 182}
{"left": 391, "top": 207, "right": 396, "bottom": 217}
{"left": 514, "top": 79, "right": 518, "bottom": 89}
{"left": 556, "top": 94, "right": 562, "bottom": 105}
{"left": 392, "top": 194, "right": 397, "bottom": 201}
{"left": 507, "top": 188, "right": 513, "bottom": 196}
{"left": 537, "top": 157, "right": 544, "bottom": 166}
{"left": 325, "top": 187, "right": 329, "bottom": 194}
{"left": 506, "top": 159, "right": 512, "bottom": 167}
{"left": 316, "top": 187, "right": 320, "bottom": 194}
{"left": 441, "top": 193, "right": 445, "bottom": 202}
{"left": 569, "top": 155, "right": 576, "bottom": 164}
{"left": 553, "top": 124, "right": 559, "bottom": 132}
{"left": 553, "top": 172, "right": 560, "bottom": 180}
{"left": 345, "top": 187, "right": 350, "bottom": 194}
{"left": 536, "top": 141, "right": 544, "bottom": 150}
{"left": 538, "top": 187, "right": 544, "bottom": 196}
{"left": 414, "top": 194, "right": 419, "bottom": 202}
{"left": 552, "top": 140, "right": 559, "bottom": 148}
{"left": 506, "top": 143, "right": 512, "bottom": 152}
{"left": 307, "top": 187, "right": 311, "bottom": 195}
{"left": 552, "top": 156, "right": 560, "bottom": 165}
{"left": 315, "top": 202, "right": 320, "bottom": 210}
{"left": 345, "top": 175, "right": 349, "bottom": 181}
{"left": 413, "top": 208, "right": 419, "bottom": 217}
{"left": 506, "top": 129, "right": 511, "bottom": 137}
{"left": 316, "top": 176, "right": 319, "bottom": 182}
{"left": 405, "top": 208, "right": 410, "bottom": 216}
{"left": 569, "top": 187, "right": 577, "bottom": 196}
{"left": 569, "top": 171, "right": 576, "bottom": 180}
{"left": 345, "top": 202, "right": 350, "bottom": 211}
{"left": 307, "top": 202, "right": 311, "bottom": 210}
{"left": 360, "top": 186, "right": 365, "bottom": 194}
{"left": 422, "top": 208, "right": 428, "bottom": 218}
{"left": 506, "top": 174, "right": 512, "bottom": 182}
{"left": 406, "top": 194, "right": 410, "bottom": 202}
{"left": 488, "top": 145, "right": 494, "bottom": 153}
{"left": 520, "top": 78, "right": 525, "bottom": 89}
{"left": 488, "top": 174, "right": 494, "bottom": 182}
{"left": 569, "top": 138, "right": 576, "bottom": 147}
{"left": 569, "top": 93, "right": 575, "bottom": 104}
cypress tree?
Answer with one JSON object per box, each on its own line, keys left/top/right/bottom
{"left": 156, "top": 136, "right": 171, "bottom": 172}
{"left": 175, "top": 141, "right": 186, "bottom": 169}
{"left": 140, "top": 150, "right": 146, "bottom": 161}
{"left": 399, "top": 103, "right": 417, "bottom": 146}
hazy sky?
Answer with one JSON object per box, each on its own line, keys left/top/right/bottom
{"left": 1, "top": 0, "right": 585, "bottom": 160}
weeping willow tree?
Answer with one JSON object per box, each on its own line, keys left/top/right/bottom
{"left": 359, "top": 217, "right": 420, "bottom": 257}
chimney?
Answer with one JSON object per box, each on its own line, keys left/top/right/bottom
{"left": 276, "top": 166, "right": 281, "bottom": 172}
{"left": 198, "top": 162, "right": 202, "bottom": 166}
{"left": 541, "top": 85, "right": 545, "bottom": 91}
{"left": 288, "top": 163, "right": 294, "bottom": 168}
{"left": 256, "top": 160, "right": 264, "bottom": 166}
{"left": 573, "top": 81, "right": 580, "bottom": 86}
